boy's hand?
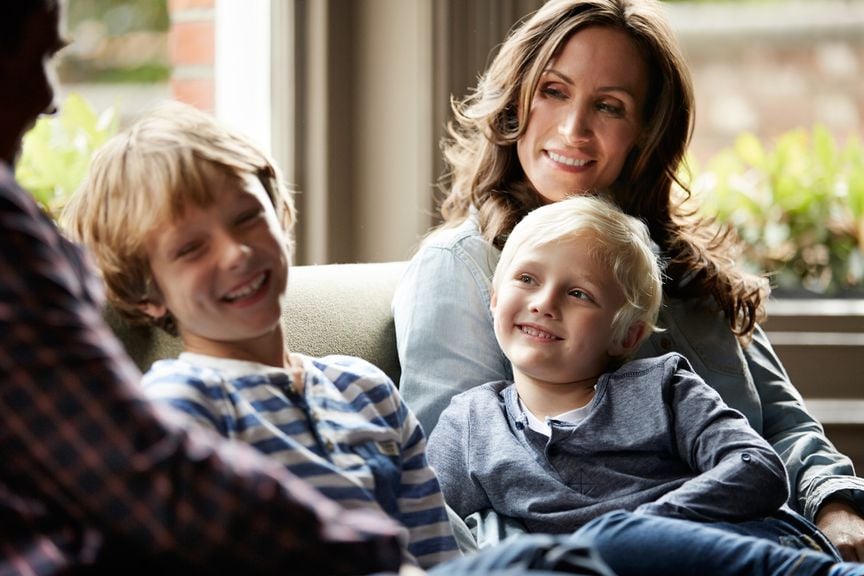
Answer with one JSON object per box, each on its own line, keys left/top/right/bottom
{"left": 399, "top": 564, "right": 427, "bottom": 576}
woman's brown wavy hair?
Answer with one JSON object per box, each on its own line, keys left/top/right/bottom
{"left": 438, "top": 0, "right": 768, "bottom": 340}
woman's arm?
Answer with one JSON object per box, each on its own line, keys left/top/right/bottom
{"left": 744, "top": 326, "right": 864, "bottom": 558}
{"left": 393, "top": 235, "right": 510, "bottom": 434}
{"left": 746, "top": 326, "right": 864, "bottom": 516}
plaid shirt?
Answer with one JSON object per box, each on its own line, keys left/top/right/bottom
{"left": 0, "top": 164, "right": 403, "bottom": 575}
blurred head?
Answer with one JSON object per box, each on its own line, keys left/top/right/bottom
{"left": 442, "top": 0, "right": 693, "bottom": 248}
{"left": 493, "top": 195, "right": 662, "bottom": 358}
{"left": 0, "top": 0, "right": 65, "bottom": 165}
{"left": 62, "top": 101, "right": 296, "bottom": 335}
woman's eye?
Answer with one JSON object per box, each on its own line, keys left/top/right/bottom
{"left": 539, "top": 85, "right": 567, "bottom": 100}
{"left": 597, "top": 101, "right": 624, "bottom": 117}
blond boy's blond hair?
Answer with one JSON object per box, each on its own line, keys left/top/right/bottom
{"left": 62, "top": 100, "right": 296, "bottom": 334}
{"left": 493, "top": 195, "right": 663, "bottom": 354}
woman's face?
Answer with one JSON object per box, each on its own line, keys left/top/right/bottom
{"left": 516, "top": 26, "right": 649, "bottom": 203}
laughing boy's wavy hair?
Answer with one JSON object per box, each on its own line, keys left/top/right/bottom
{"left": 62, "top": 101, "right": 295, "bottom": 335}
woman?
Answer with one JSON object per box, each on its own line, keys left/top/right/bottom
{"left": 392, "top": 0, "right": 864, "bottom": 559}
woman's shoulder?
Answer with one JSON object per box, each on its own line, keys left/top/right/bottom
{"left": 421, "top": 217, "right": 492, "bottom": 253}
{"left": 410, "top": 217, "right": 499, "bottom": 280}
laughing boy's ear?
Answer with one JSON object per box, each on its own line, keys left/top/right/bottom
{"left": 137, "top": 298, "right": 167, "bottom": 321}
{"left": 137, "top": 278, "right": 168, "bottom": 321}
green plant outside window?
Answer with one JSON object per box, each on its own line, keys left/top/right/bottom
{"left": 690, "top": 125, "right": 864, "bottom": 296}
{"left": 16, "top": 93, "right": 118, "bottom": 219}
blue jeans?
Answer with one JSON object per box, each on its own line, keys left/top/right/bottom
{"left": 575, "top": 510, "right": 864, "bottom": 576}
{"left": 709, "top": 505, "right": 841, "bottom": 561}
{"left": 429, "top": 510, "right": 862, "bottom": 575}
{"left": 428, "top": 533, "right": 615, "bottom": 575}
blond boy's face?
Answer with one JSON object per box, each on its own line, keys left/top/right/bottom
{"left": 141, "top": 167, "right": 290, "bottom": 360}
{"left": 492, "top": 235, "right": 628, "bottom": 389}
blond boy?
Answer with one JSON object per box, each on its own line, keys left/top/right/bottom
{"left": 427, "top": 195, "right": 822, "bottom": 548}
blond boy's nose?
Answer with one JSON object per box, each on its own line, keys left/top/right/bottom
{"left": 530, "top": 291, "right": 558, "bottom": 318}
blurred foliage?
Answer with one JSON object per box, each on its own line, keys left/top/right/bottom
{"left": 60, "top": 60, "right": 170, "bottom": 83}
{"left": 67, "top": 0, "right": 169, "bottom": 34}
{"left": 690, "top": 126, "right": 864, "bottom": 296}
{"left": 16, "top": 93, "right": 118, "bottom": 219}
{"left": 60, "top": 0, "right": 169, "bottom": 84}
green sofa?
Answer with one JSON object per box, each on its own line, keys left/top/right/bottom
{"left": 106, "top": 261, "right": 409, "bottom": 382}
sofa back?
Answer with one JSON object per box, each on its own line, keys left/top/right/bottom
{"left": 106, "top": 261, "right": 409, "bottom": 384}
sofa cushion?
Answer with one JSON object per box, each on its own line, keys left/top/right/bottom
{"left": 106, "top": 261, "right": 408, "bottom": 385}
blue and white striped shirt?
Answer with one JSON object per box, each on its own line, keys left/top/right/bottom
{"left": 143, "top": 352, "right": 459, "bottom": 568}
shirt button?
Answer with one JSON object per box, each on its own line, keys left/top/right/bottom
{"left": 741, "top": 453, "right": 752, "bottom": 463}
{"left": 325, "top": 439, "right": 335, "bottom": 452}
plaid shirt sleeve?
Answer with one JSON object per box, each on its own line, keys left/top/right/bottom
{"left": 0, "top": 165, "right": 403, "bottom": 575}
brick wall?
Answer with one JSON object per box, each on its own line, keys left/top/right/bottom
{"left": 167, "top": 0, "right": 215, "bottom": 111}
{"left": 668, "top": 1, "right": 864, "bottom": 163}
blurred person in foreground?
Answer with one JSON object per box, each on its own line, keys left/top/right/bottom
{"left": 0, "top": 2, "right": 404, "bottom": 573}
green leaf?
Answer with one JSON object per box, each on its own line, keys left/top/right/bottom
{"left": 15, "top": 92, "right": 119, "bottom": 218}
{"left": 694, "top": 125, "right": 864, "bottom": 294}
{"left": 734, "top": 132, "right": 765, "bottom": 168}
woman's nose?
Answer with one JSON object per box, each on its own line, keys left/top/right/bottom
{"left": 558, "top": 105, "right": 592, "bottom": 144}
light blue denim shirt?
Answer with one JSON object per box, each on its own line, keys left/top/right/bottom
{"left": 392, "top": 215, "right": 864, "bottom": 521}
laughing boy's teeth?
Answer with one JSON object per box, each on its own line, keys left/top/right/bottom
{"left": 548, "top": 151, "right": 589, "bottom": 167}
{"left": 224, "top": 272, "right": 266, "bottom": 301}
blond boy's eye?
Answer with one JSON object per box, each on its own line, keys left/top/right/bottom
{"left": 568, "top": 289, "right": 591, "bottom": 302}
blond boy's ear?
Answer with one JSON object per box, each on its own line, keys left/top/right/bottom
{"left": 608, "top": 321, "right": 646, "bottom": 357}
{"left": 490, "top": 288, "right": 497, "bottom": 312}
